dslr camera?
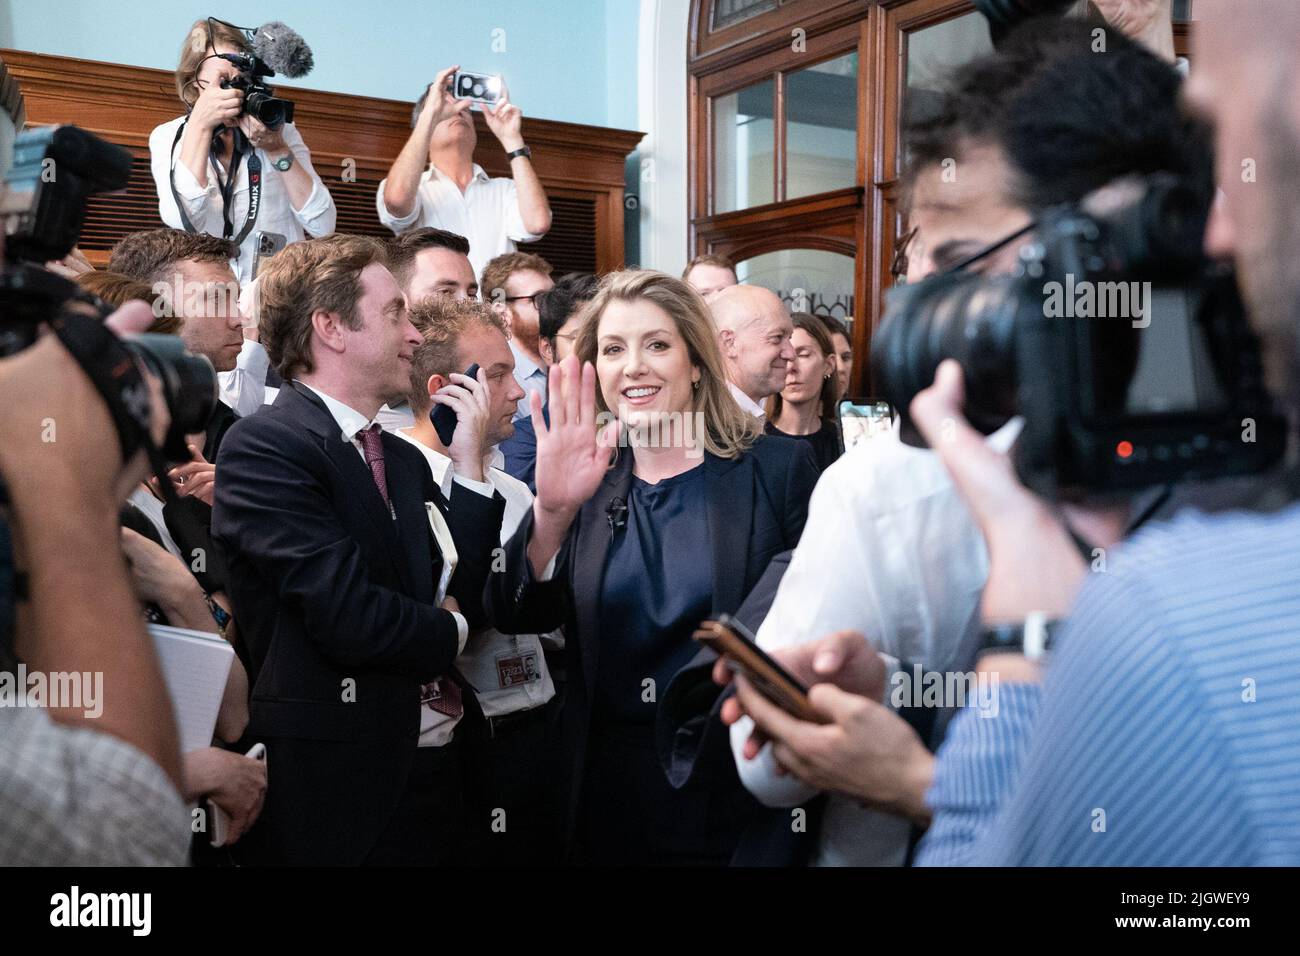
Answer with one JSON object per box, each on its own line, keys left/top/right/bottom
{"left": 1, "top": 122, "right": 217, "bottom": 465}
{"left": 872, "top": 174, "right": 1287, "bottom": 500}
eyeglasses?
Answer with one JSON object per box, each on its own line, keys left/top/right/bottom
{"left": 504, "top": 293, "right": 544, "bottom": 309}
{"left": 890, "top": 226, "right": 919, "bottom": 283}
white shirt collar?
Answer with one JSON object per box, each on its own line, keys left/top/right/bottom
{"left": 426, "top": 162, "right": 491, "bottom": 186}
{"left": 296, "top": 381, "right": 378, "bottom": 442}
{"left": 393, "top": 428, "right": 507, "bottom": 484}
{"left": 728, "top": 380, "right": 767, "bottom": 419}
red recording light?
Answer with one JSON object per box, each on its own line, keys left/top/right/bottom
{"left": 1116, "top": 440, "right": 1134, "bottom": 459}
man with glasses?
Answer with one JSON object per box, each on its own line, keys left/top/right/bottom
{"left": 480, "top": 252, "right": 554, "bottom": 426}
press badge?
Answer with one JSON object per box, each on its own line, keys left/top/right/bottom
{"left": 495, "top": 640, "right": 542, "bottom": 690}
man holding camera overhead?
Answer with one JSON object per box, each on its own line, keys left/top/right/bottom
{"left": 377, "top": 65, "right": 552, "bottom": 281}
{"left": 149, "top": 18, "right": 337, "bottom": 287}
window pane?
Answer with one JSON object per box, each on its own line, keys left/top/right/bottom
{"left": 1173, "top": 0, "right": 1193, "bottom": 20}
{"left": 902, "top": 12, "right": 993, "bottom": 141}
{"left": 735, "top": 248, "right": 855, "bottom": 322}
{"left": 713, "top": 79, "right": 775, "bottom": 213}
{"left": 711, "top": 0, "right": 778, "bottom": 32}
{"left": 785, "top": 52, "right": 858, "bottom": 201}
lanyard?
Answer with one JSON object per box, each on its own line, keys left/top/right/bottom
{"left": 168, "top": 120, "right": 262, "bottom": 247}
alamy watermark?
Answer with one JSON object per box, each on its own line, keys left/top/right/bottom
{"left": 0, "top": 664, "right": 103, "bottom": 718}
{"left": 596, "top": 407, "right": 708, "bottom": 458}
{"left": 890, "top": 664, "right": 1000, "bottom": 718}
{"left": 1043, "top": 273, "right": 1152, "bottom": 328}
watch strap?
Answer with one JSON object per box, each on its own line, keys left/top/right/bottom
{"left": 505, "top": 145, "right": 531, "bottom": 161}
{"left": 978, "top": 611, "right": 1062, "bottom": 661}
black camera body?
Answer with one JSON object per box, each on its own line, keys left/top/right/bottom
{"left": 872, "top": 175, "right": 1287, "bottom": 500}
{"left": 219, "top": 52, "right": 294, "bottom": 130}
{"left": 1, "top": 124, "right": 217, "bottom": 465}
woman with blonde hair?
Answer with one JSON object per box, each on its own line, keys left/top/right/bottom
{"left": 148, "top": 17, "right": 335, "bottom": 284}
{"left": 489, "top": 269, "right": 819, "bottom": 865}
{"left": 765, "top": 312, "right": 843, "bottom": 473}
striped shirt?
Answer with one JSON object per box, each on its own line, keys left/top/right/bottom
{"left": 957, "top": 502, "right": 1300, "bottom": 865}
{"left": 915, "top": 683, "right": 1041, "bottom": 866}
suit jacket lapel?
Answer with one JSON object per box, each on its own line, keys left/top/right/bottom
{"left": 280, "top": 384, "right": 406, "bottom": 582}
{"left": 706, "top": 452, "right": 753, "bottom": 615}
{"left": 572, "top": 453, "right": 634, "bottom": 695}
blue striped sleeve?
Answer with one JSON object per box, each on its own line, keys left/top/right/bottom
{"left": 971, "top": 566, "right": 1262, "bottom": 866}
{"left": 915, "top": 682, "right": 1042, "bottom": 866}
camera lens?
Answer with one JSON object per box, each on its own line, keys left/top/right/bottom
{"left": 125, "top": 334, "right": 219, "bottom": 462}
{"left": 871, "top": 270, "right": 1023, "bottom": 441}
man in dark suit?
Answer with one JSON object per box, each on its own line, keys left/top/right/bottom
{"left": 212, "top": 234, "right": 504, "bottom": 865}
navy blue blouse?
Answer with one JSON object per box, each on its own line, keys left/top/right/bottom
{"left": 594, "top": 463, "right": 713, "bottom": 725}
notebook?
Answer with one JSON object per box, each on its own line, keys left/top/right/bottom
{"left": 147, "top": 624, "right": 235, "bottom": 754}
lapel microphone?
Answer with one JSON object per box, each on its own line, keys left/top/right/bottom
{"left": 606, "top": 497, "right": 628, "bottom": 534}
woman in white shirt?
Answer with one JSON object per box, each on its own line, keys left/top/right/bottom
{"left": 149, "top": 18, "right": 336, "bottom": 285}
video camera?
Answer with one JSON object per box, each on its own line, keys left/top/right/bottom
{"left": 871, "top": 174, "right": 1287, "bottom": 500}
{"left": 208, "top": 18, "right": 314, "bottom": 132}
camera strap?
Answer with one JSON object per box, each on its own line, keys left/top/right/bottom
{"left": 168, "top": 120, "right": 261, "bottom": 247}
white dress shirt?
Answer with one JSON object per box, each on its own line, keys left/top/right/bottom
{"left": 728, "top": 380, "right": 766, "bottom": 419}
{"left": 394, "top": 431, "right": 557, "bottom": 745}
{"left": 509, "top": 340, "right": 548, "bottom": 421}
{"left": 150, "top": 116, "right": 337, "bottom": 285}
{"left": 729, "top": 420, "right": 1020, "bottom": 866}
{"left": 375, "top": 163, "right": 544, "bottom": 281}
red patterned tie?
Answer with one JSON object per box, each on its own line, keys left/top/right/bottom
{"left": 357, "top": 424, "right": 392, "bottom": 512}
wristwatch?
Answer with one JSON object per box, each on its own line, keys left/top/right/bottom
{"left": 272, "top": 152, "right": 294, "bottom": 172}
{"left": 505, "top": 145, "right": 532, "bottom": 162}
{"left": 977, "top": 611, "right": 1062, "bottom": 661}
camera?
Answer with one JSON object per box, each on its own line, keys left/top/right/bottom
{"left": 1, "top": 124, "right": 217, "bottom": 465}
{"left": 219, "top": 53, "right": 294, "bottom": 130}
{"left": 871, "top": 174, "right": 1287, "bottom": 500}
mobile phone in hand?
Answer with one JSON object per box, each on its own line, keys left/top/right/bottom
{"left": 429, "top": 363, "right": 480, "bottom": 447}
{"left": 693, "top": 615, "right": 827, "bottom": 724}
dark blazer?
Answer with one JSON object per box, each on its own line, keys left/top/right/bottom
{"left": 212, "top": 382, "right": 504, "bottom": 865}
{"left": 488, "top": 433, "right": 819, "bottom": 857}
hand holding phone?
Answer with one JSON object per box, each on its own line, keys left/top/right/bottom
{"left": 429, "top": 363, "right": 481, "bottom": 446}
{"left": 694, "top": 615, "right": 828, "bottom": 724}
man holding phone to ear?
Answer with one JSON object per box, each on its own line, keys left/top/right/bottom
{"left": 377, "top": 65, "right": 552, "bottom": 281}
{"left": 394, "top": 296, "right": 563, "bottom": 864}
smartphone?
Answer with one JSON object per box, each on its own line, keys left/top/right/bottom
{"left": 251, "top": 230, "right": 287, "bottom": 279}
{"left": 838, "top": 397, "right": 895, "bottom": 450}
{"left": 429, "top": 363, "right": 481, "bottom": 447}
{"left": 693, "top": 615, "right": 826, "bottom": 724}
{"left": 208, "top": 742, "right": 267, "bottom": 848}
{"left": 451, "top": 70, "right": 503, "bottom": 106}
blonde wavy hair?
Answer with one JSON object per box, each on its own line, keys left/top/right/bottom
{"left": 175, "top": 18, "right": 249, "bottom": 109}
{"left": 573, "top": 269, "right": 759, "bottom": 460}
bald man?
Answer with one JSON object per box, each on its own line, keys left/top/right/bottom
{"left": 709, "top": 284, "right": 796, "bottom": 417}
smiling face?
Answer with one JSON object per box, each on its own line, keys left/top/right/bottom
{"left": 340, "top": 263, "right": 422, "bottom": 407}
{"left": 712, "top": 286, "right": 796, "bottom": 404}
{"left": 405, "top": 246, "right": 479, "bottom": 305}
{"left": 781, "top": 327, "right": 833, "bottom": 407}
{"left": 595, "top": 298, "right": 701, "bottom": 430}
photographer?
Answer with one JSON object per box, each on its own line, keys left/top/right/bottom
{"left": 149, "top": 18, "right": 336, "bottom": 286}
{"left": 378, "top": 66, "right": 552, "bottom": 280}
{"left": 897, "top": 0, "right": 1300, "bottom": 866}
{"left": 0, "top": 301, "right": 190, "bottom": 865}
{"left": 718, "top": 14, "right": 1230, "bottom": 866}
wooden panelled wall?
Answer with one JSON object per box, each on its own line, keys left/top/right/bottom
{"left": 0, "top": 49, "right": 643, "bottom": 274}
{"left": 686, "top": 0, "right": 1195, "bottom": 397}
